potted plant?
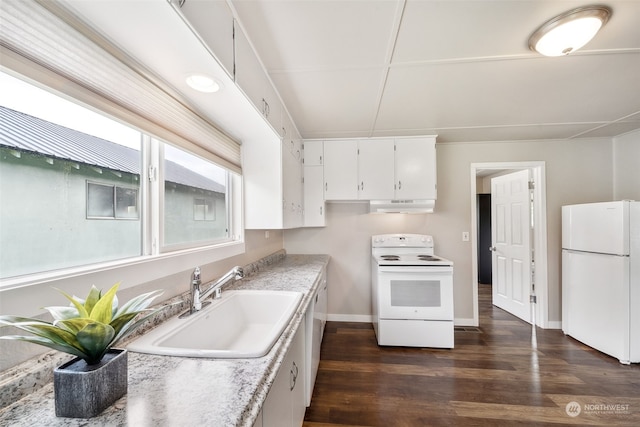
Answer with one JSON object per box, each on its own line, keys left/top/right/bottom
{"left": 0, "top": 283, "right": 163, "bottom": 418}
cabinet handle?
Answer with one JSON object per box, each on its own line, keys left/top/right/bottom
{"left": 325, "top": 183, "right": 328, "bottom": 191}
{"left": 296, "top": 149, "right": 301, "bottom": 160}
{"left": 319, "top": 155, "right": 322, "bottom": 165}
{"left": 361, "top": 181, "right": 364, "bottom": 191}
{"left": 320, "top": 206, "right": 323, "bottom": 215}
{"left": 398, "top": 180, "right": 402, "bottom": 190}
{"left": 290, "top": 361, "right": 299, "bottom": 391}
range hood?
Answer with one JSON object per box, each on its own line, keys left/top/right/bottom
{"left": 369, "top": 200, "right": 435, "bottom": 213}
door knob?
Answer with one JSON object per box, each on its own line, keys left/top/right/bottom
{"left": 489, "top": 246, "right": 497, "bottom": 252}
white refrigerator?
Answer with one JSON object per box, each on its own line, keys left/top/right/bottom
{"left": 562, "top": 200, "right": 640, "bottom": 364}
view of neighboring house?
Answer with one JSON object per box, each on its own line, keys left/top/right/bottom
{"left": 0, "top": 105, "right": 226, "bottom": 278}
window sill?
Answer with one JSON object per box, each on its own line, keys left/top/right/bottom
{"left": 0, "top": 239, "right": 245, "bottom": 294}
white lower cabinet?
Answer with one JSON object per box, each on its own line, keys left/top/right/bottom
{"left": 262, "top": 324, "right": 306, "bottom": 427}
{"left": 304, "top": 267, "right": 327, "bottom": 406}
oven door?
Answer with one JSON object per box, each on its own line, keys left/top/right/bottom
{"left": 377, "top": 266, "right": 453, "bottom": 320}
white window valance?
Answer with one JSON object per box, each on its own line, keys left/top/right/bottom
{"left": 0, "top": 0, "right": 241, "bottom": 173}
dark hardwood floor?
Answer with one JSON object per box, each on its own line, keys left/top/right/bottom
{"left": 303, "top": 284, "right": 640, "bottom": 426}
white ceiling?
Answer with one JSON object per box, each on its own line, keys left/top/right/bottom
{"left": 61, "top": 0, "right": 640, "bottom": 144}
{"left": 230, "top": 0, "right": 640, "bottom": 142}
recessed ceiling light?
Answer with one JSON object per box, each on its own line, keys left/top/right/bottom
{"left": 528, "top": 5, "right": 612, "bottom": 57}
{"left": 185, "top": 74, "right": 221, "bottom": 93}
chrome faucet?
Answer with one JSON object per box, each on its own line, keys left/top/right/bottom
{"left": 189, "top": 267, "right": 202, "bottom": 314}
{"left": 181, "top": 266, "right": 244, "bottom": 318}
{"left": 200, "top": 266, "right": 244, "bottom": 302}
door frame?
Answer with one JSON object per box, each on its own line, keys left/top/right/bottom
{"left": 470, "top": 162, "right": 549, "bottom": 328}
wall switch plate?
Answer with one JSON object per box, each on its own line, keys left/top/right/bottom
{"left": 462, "top": 231, "right": 470, "bottom": 241}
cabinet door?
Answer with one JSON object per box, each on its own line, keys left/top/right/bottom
{"left": 234, "top": 23, "right": 282, "bottom": 133}
{"left": 173, "top": 0, "right": 234, "bottom": 77}
{"left": 303, "top": 140, "right": 323, "bottom": 166}
{"left": 263, "top": 347, "right": 293, "bottom": 427}
{"left": 243, "top": 131, "right": 284, "bottom": 229}
{"left": 262, "top": 325, "right": 305, "bottom": 427}
{"left": 290, "top": 325, "right": 306, "bottom": 427}
{"left": 323, "top": 140, "right": 358, "bottom": 200}
{"left": 283, "top": 140, "right": 303, "bottom": 229}
{"left": 358, "top": 139, "right": 395, "bottom": 200}
{"left": 304, "top": 166, "right": 325, "bottom": 227}
{"left": 395, "top": 137, "right": 437, "bottom": 200}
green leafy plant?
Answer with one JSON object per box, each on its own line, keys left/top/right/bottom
{"left": 0, "top": 283, "right": 163, "bottom": 365}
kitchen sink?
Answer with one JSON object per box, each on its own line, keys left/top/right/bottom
{"left": 128, "top": 290, "right": 303, "bottom": 358}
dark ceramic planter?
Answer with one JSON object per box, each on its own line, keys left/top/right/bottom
{"left": 53, "top": 348, "right": 128, "bottom": 418}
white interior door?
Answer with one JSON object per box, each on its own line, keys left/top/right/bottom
{"left": 491, "top": 170, "right": 532, "bottom": 323}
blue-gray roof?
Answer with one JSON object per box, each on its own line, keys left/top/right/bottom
{"left": 0, "top": 106, "right": 225, "bottom": 194}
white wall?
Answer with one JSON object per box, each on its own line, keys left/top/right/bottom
{"left": 614, "top": 129, "right": 640, "bottom": 200}
{"left": 285, "top": 137, "right": 614, "bottom": 325}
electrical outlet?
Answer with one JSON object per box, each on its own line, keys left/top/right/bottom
{"left": 462, "top": 231, "right": 470, "bottom": 242}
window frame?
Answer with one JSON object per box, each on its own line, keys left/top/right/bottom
{"left": 86, "top": 180, "right": 140, "bottom": 220}
{"left": 193, "top": 197, "right": 216, "bottom": 222}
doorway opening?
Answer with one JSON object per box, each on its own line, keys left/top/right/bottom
{"left": 470, "top": 162, "right": 549, "bottom": 328}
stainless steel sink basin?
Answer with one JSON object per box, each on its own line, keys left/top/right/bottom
{"left": 128, "top": 290, "right": 302, "bottom": 358}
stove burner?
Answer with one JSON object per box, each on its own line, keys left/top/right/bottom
{"left": 417, "top": 255, "right": 440, "bottom": 261}
{"left": 380, "top": 255, "right": 400, "bottom": 261}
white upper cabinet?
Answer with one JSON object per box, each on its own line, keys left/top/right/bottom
{"left": 243, "top": 125, "right": 303, "bottom": 229}
{"left": 303, "top": 140, "right": 323, "bottom": 166}
{"left": 283, "top": 139, "right": 303, "bottom": 228}
{"left": 358, "top": 139, "right": 395, "bottom": 200}
{"left": 323, "top": 140, "right": 358, "bottom": 200}
{"left": 234, "top": 22, "right": 283, "bottom": 136}
{"left": 303, "top": 140, "right": 325, "bottom": 227}
{"left": 303, "top": 166, "right": 325, "bottom": 227}
{"left": 311, "top": 136, "right": 437, "bottom": 204}
{"left": 395, "top": 137, "right": 437, "bottom": 200}
{"left": 170, "top": 0, "right": 234, "bottom": 78}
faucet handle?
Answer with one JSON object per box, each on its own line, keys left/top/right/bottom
{"left": 193, "top": 266, "right": 201, "bottom": 281}
{"left": 235, "top": 267, "right": 244, "bottom": 279}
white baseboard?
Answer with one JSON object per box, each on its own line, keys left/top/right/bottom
{"left": 544, "top": 320, "right": 562, "bottom": 330}
{"left": 327, "top": 314, "right": 372, "bottom": 323}
{"left": 454, "top": 318, "right": 478, "bottom": 327}
{"left": 324, "top": 315, "right": 562, "bottom": 329}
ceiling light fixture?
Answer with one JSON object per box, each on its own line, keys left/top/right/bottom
{"left": 185, "top": 74, "right": 221, "bottom": 93}
{"left": 528, "top": 5, "right": 612, "bottom": 57}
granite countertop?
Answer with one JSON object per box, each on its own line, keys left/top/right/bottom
{"left": 0, "top": 253, "right": 329, "bottom": 427}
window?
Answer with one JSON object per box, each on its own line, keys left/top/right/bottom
{"left": 0, "top": 71, "right": 239, "bottom": 280}
{"left": 162, "top": 143, "right": 229, "bottom": 248}
{"left": 194, "top": 198, "right": 215, "bottom": 221}
{"left": 87, "top": 182, "right": 139, "bottom": 219}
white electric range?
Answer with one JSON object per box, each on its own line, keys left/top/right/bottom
{"left": 371, "top": 234, "right": 454, "bottom": 348}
